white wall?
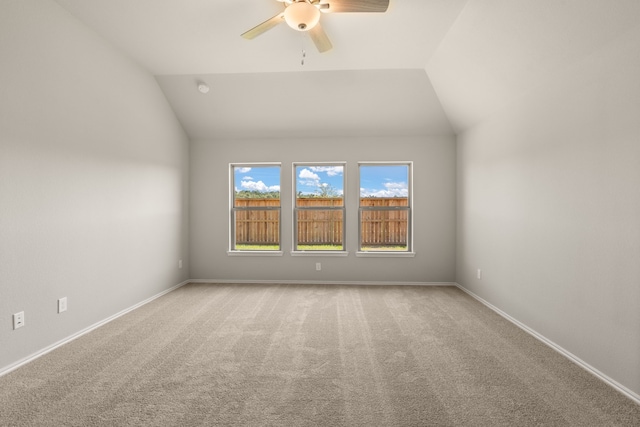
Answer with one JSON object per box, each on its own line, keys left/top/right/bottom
{"left": 456, "top": 24, "right": 640, "bottom": 397}
{"left": 0, "top": 0, "right": 189, "bottom": 371}
{"left": 190, "top": 136, "right": 456, "bottom": 284}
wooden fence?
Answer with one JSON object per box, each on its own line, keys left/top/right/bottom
{"left": 234, "top": 197, "right": 408, "bottom": 246}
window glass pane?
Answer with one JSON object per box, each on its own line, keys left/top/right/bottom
{"left": 295, "top": 165, "right": 344, "bottom": 205}
{"left": 294, "top": 164, "right": 345, "bottom": 251}
{"left": 234, "top": 210, "right": 280, "bottom": 250}
{"left": 359, "top": 165, "right": 408, "bottom": 201}
{"left": 360, "top": 209, "right": 408, "bottom": 251}
{"left": 296, "top": 210, "right": 343, "bottom": 251}
{"left": 234, "top": 166, "right": 280, "bottom": 205}
{"left": 359, "top": 164, "right": 410, "bottom": 252}
{"left": 232, "top": 165, "right": 280, "bottom": 251}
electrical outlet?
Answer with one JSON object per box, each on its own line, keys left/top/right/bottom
{"left": 178, "top": 259, "right": 183, "bottom": 269}
{"left": 58, "top": 297, "right": 67, "bottom": 313}
{"left": 477, "top": 269, "right": 482, "bottom": 280}
{"left": 13, "top": 311, "right": 24, "bottom": 330}
{"left": 316, "top": 262, "right": 321, "bottom": 271}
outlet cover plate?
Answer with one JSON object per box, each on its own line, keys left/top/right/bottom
{"left": 13, "top": 311, "right": 24, "bottom": 329}
{"left": 58, "top": 297, "right": 67, "bottom": 313}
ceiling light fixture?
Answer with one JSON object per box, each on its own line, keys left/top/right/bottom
{"left": 197, "top": 82, "right": 210, "bottom": 94}
{"left": 284, "top": 1, "right": 320, "bottom": 31}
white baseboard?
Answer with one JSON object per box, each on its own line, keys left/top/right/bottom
{"left": 0, "top": 280, "right": 191, "bottom": 378}
{"left": 454, "top": 283, "right": 640, "bottom": 405}
{"left": 189, "top": 279, "right": 457, "bottom": 287}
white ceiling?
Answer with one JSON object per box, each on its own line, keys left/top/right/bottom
{"left": 52, "top": 0, "right": 466, "bottom": 139}
{"left": 156, "top": 69, "right": 452, "bottom": 140}
{"left": 54, "top": 0, "right": 468, "bottom": 75}
{"left": 53, "top": 0, "right": 640, "bottom": 138}
{"left": 426, "top": 0, "right": 640, "bottom": 132}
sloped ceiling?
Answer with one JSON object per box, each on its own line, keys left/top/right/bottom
{"left": 156, "top": 69, "right": 452, "bottom": 140}
{"left": 427, "top": 0, "right": 640, "bottom": 132}
{"left": 52, "top": 0, "right": 466, "bottom": 139}
{"left": 53, "top": 0, "right": 467, "bottom": 74}
{"left": 53, "top": 0, "right": 640, "bottom": 137}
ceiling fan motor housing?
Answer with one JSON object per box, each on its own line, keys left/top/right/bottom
{"left": 241, "top": 0, "right": 390, "bottom": 53}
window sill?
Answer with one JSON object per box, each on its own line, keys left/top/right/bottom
{"left": 227, "top": 250, "right": 283, "bottom": 257}
{"left": 290, "top": 251, "right": 349, "bottom": 257}
{"left": 356, "top": 251, "right": 415, "bottom": 258}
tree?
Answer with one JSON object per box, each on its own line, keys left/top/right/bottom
{"left": 235, "top": 190, "right": 280, "bottom": 199}
{"left": 297, "top": 183, "right": 341, "bottom": 198}
{"left": 318, "top": 183, "right": 340, "bottom": 198}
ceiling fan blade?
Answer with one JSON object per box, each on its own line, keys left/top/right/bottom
{"left": 241, "top": 13, "right": 285, "bottom": 39}
{"left": 323, "top": 0, "right": 389, "bottom": 13}
{"left": 309, "top": 23, "right": 333, "bottom": 53}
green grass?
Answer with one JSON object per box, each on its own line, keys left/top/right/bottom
{"left": 360, "top": 245, "right": 408, "bottom": 251}
{"left": 234, "top": 244, "right": 407, "bottom": 251}
{"left": 296, "top": 245, "right": 344, "bottom": 251}
{"left": 234, "top": 244, "right": 280, "bottom": 251}
{"left": 234, "top": 244, "right": 344, "bottom": 251}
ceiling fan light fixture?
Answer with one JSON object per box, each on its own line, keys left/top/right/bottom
{"left": 284, "top": 1, "right": 320, "bottom": 31}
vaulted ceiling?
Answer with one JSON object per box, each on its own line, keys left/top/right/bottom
{"left": 54, "top": 0, "right": 640, "bottom": 138}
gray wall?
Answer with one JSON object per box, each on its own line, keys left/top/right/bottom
{"left": 456, "top": 24, "right": 640, "bottom": 396}
{"left": 0, "top": 0, "right": 190, "bottom": 370}
{"left": 190, "top": 136, "right": 456, "bottom": 284}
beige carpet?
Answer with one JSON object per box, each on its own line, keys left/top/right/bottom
{"left": 1, "top": 283, "right": 639, "bottom": 426}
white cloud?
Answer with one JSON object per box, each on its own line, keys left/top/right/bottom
{"left": 236, "top": 167, "right": 251, "bottom": 173}
{"left": 361, "top": 182, "right": 408, "bottom": 197}
{"left": 298, "top": 168, "right": 320, "bottom": 187}
{"left": 309, "top": 166, "right": 343, "bottom": 177}
{"left": 240, "top": 180, "right": 280, "bottom": 192}
{"left": 299, "top": 169, "right": 320, "bottom": 180}
{"left": 384, "top": 182, "right": 407, "bottom": 191}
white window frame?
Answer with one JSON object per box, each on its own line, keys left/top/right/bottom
{"left": 228, "top": 162, "right": 283, "bottom": 256}
{"left": 291, "top": 162, "right": 348, "bottom": 257}
{"left": 356, "top": 161, "right": 415, "bottom": 258}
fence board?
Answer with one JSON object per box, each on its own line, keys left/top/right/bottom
{"left": 234, "top": 197, "right": 408, "bottom": 246}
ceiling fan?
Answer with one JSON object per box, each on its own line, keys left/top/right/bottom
{"left": 241, "top": 0, "right": 390, "bottom": 53}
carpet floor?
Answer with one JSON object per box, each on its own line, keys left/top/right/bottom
{"left": 1, "top": 283, "right": 639, "bottom": 426}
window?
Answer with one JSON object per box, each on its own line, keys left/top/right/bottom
{"left": 358, "top": 162, "right": 413, "bottom": 254}
{"left": 293, "top": 163, "right": 346, "bottom": 252}
{"left": 230, "top": 164, "right": 281, "bottom": 253}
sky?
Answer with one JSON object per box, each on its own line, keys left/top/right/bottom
{"left": 295, "top": 165, "right": 344, "bottom": 196}
{"left": 359, "top": 165, "right": 409, "bottom": 198}
{"left": 234, "top": 164, "right": 409, "bottom": 198}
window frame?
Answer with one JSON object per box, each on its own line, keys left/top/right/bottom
{"left": 357, "top": 161, "right": 415, "bottom": 258}
{"left": 228, "top": 162, "right": 283, "bottom": 256}
{"left": 291, "top": 162, "right": 348, "bottom": 257}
